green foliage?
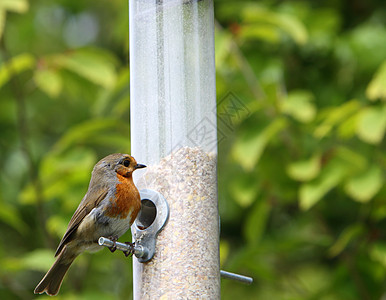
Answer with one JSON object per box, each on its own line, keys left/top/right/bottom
{"left": 0, "top": 0, "right": 385, "bottom": 299}
{"left": 215, "top": 1, "right": 385, "bottom": 299}
{"left": 0, "top": 53, "right": 35, "bottom": 87}
{"left": 232, "top": 118, "right": 287, "bottom": 171}
{"left": 0, "top": 0, "right": 28, "bottom": 39}
{"left": 286, "top": 153, "right": 321, "bottom": 181}
{"left": 280, "top": 90, "right": 316, "bottom": 123}
{"left": 356, "top": 105, "right": 386, "bottom": 144}
{"left": 366, "top": 61, "right": 386, "bottom": 101}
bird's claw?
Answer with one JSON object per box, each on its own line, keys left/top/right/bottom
{"left": 123, "top": 242, "right": 135, "bottom": 257}
{"left": 107, "top": 235, "right": 119, "bottom": 253}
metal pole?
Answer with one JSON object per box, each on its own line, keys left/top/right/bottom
{"left": 129, "top": 0, "right": 219, "bottom": 298}
{"left": 220, "top": 270, "right": 253, "bottom": 285}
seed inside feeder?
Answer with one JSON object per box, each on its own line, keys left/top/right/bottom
{"left": 134, "top": 146, "right": 220, "bottom": 299}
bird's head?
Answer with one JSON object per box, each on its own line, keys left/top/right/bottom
{"left": 95, "top": 153, "right": 146, "bottom": 178}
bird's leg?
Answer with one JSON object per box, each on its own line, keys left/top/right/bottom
{"left": 123, "top": 242, "right": 135, "bottom": 257}
{"left": 107, "top": 235, "right": 119, "bottom": 253}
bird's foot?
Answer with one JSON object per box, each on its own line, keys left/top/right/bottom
{"left": 123, "top": 242, "right": 135, "bottom": 257}
{"left": 107, "top": 235, "right": 119, "bottom": 253}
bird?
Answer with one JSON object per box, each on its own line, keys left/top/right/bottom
{"left": 34, "top": 153, "right": 146, "bottom": 296}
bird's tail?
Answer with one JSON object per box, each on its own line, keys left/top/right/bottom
{"left": 34, "top": 249, "right": 76, "bottom": 296}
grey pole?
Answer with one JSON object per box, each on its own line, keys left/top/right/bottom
{"left": 129, "top": 0, "right": 220, "bottom": 298}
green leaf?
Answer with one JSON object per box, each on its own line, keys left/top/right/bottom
{"left": 369, "top": 243, "right": 386, "bottom": 268}
{"left": 276, "top": 13, "right": 308, "bottom": 45}
{"left": 0, "top": 53, "right": 35, "bottom": 88}
{"left": 0, "top": 0, "right": 29, "bottom": 13}
{"left": 240, "top": 24, "right": 281, "bottom": 44}
{"left": 52, "top": 118, "right": 128, "bottom": 154}
{"left": 215, "top": 30, "right": 233, "bottom": 66}
{"left": 0, "top": 202, "right": 26, "bottom": 234}
{"left": 314, "top": 100, "right": 361, "bottom": 139}
{"left": 299, "top": 158, "right": 348, "bottom": 210}
{"left": 34, "top": 69, "right": 63, "bottom": 98}
{"left": 19, "top": 184, "right": 35, "bottom": 205}
{"left": 286, "top": 154, "right": 321, "bottom": 181}
{"left": 337, "top": 112, "right": 359, "bottom": 139}
{"left": 281, "top": 90, "right": 316, "bottom": 123}
{"left": 299, "top": 148, "right": 367, "bottom": 210}
{"left": 356, "top": 105, "right": 386, "bottom": 144}
{"left": 232, "top": 118, "right": 287, "bottom": 171}
{"left": 335, "top": 146, "right": 367, "bottom": 171}
{"left": 220, "top": 241, "right": 230, "bottom": 267}
{"left": 366, "top": 60, "right": 386, "bottom": 101}
{"left": 241, "top": 5, "right": 308, "bottom": 45}
{"left": 22, "top": 249, "right": 55, "bottom": 272}
{"left": 47, "top": 215, "right": 68, "bottom": 238}
{"left": 0, "top": 9, "right": 5, "bottom": 40}
{"left": 244, "top": 199, "right": 271, "bottom": 245}
{"left": 344, "top": 165, "right": 383, "bottom": 203}
{"left": 229, "top": 173, "right": 259, "bottom": 207}
{"left": 328, "top": 224, "right": 364, "bottom": 257}
{"left": 41, "top": 149, "right": 96, "bottom": 187}
{"left": 2, "top": 249, "right": 54, "bottom": 272}
{"left": 0, "top": 0, "right": 28, "bottom": 39}
{"left": 288, "top": 265, "right": 331, "bottom": 295}
{"left": 53, "top": 48, "right": 117, "bottom": 89}
{"left": 20, "top": 148, "right": 97, "bottom": 204}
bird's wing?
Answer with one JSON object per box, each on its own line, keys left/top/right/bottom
{"left": 54, "top": 187, "right": 109, "bottom": 257}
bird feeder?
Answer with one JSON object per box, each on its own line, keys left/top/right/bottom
{"left": 129, "top": 0, "right": 219, "bottom": 298}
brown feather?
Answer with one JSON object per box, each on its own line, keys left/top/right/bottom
{"left": 55, "top": 188, "right": 108, "bottom": 257}
{"left": 34, "top": 248, "right": 76, "bottom": 296}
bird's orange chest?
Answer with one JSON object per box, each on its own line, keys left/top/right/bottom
{"left": 104, "top": 174, "right": 141, "bottom": 223}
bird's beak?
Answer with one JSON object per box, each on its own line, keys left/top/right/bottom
{"left": 135, "top": 164, "right": 147, "bottom": 169}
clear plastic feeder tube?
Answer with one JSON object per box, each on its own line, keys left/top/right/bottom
{"left": 129, "top": 0, "right": 219, "bottom": 298}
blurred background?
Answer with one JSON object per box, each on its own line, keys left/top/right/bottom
{"left": 0, "top": 0, "right": 385, "bottom": 299}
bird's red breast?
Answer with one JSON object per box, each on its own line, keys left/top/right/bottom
{"left": 104, "top": 173, "right": 141, "bottom": 224}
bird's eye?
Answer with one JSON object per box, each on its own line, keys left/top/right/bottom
{"left": 123, "top": 160, "right": 130, "bottom": 167}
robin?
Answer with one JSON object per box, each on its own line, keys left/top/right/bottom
{"left": 34, "top": 153, "right": 146, "bottom": 296}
